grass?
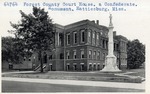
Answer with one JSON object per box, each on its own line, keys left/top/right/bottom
{"left": 122, "top": 68, "right": 145, "bottom": 77}
{"left": 2, "top": 68, "right": 145, "bottom": 83}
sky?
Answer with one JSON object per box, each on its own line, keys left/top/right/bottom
{"left": 0, "top": 0, "right": 150, "bottom": 45}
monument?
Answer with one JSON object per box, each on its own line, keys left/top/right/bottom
{"left": 101, "top": 14, "right": 121, "bottom": 72}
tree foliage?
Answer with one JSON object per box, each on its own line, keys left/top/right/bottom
{"left": 2, "top": 37, "right": 25, "bottom": 64}
{"left": 9, "top": 7, "right": 55, "bottom": 72}
{"left": 127, "top": 39, "right": 145, "bottom": 69}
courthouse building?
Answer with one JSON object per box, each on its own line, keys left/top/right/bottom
{"left": 23, "top": 19, "right": 128, "bottom": 71}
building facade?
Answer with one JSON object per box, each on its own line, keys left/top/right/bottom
{"left": 27, "top": 19, "right": 128, "bottom": 71}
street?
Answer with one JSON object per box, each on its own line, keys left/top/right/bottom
{"left": 2, "top": 81, "right": 144, "bottom": 92}
{"left": 2, "top": 77, "right": 145, "bottom": 92}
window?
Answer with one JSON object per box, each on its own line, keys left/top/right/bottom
{"left": 96, "top": 33, "right": 99, "bottom": 45}
{"left": 99, "top": 39, "right": 102, "bottom": 46}
{"left": 73, "top": 51, "right": 77, "bottom": 59}
{"left": 97, "top": 51, "right": 100, "bottom": 60}
{"left": 102, "top": 40, "right": 105, "bottom": 48}
{"left": 93, "top": 32, "right": 95, "bottom": 38}
{"left": 89, "top": 50, "right": 92, "bottom": 59}
{"left": 67, "top": 33, "right": 70, "bottom": 45}
{"left": 60, "top": 53, "right": 64, "bottom": 59}
{"left": 97, "top": 64, "right": 100, "bottom": 70}
{"left": 93, "top": 64, "right": 96, "bottom": 70}
{"left": 66, "top": 64, "right": 70, "bottom": 71}
{"left": 93, "top": 51, "right": 96, "bottom": 59}
{"left": 81, "top": 30, "right": 85, "bottom": 42}
{"left": 103, "top": 53, "right": 106, "bottom": 60}
{"left": 80, "top": 63, "right": 84, "bottom": 71}
{"left": 93, "top": 32, "right": 95, "bottom": 45}
{"left": 49, "top": 64, "right": 53, "bottom": 71}
{"left": 97, "top": 33, "right": 99, "bottom": 40}
{"left": 81, "top": 50, "right": 84, "bottom": 58}
{"left": 88, "top": 31, "right": 91, "bottom": 37}
{"left": 114, "top": 43, "right": 116, "bottom": 51}
{"left": 88, "top": 31, "right": 91, "bottom": 43}
{"left": 106, "top": 40, "right": 108, "bottom": 49}
{"left": 67, "top": 51, "right": 70, "bottom": 59}
{"left": 89, "top": 64, "right": 92, "bottom": 70}
{"left": 74, "top": 32, "right": 77, "bottom": 44}
{"left": 73, "top": 64, "right": 77, "bottom": 71}
{"left": 117, "top": 44, "right": 119, "bottom": 51}
{"left": 59, "top": 33, "right": 63, "bottom": 46}
{"left": 49, "top": 55, "right": 52, "bottom": 60}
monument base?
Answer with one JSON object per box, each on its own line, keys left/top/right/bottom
{"left": 101, "top": 55, "right": 121, "bottom": 72}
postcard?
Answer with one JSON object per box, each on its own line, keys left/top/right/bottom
{"left": 0, "top": 0, "right": 149, "bottom": 93}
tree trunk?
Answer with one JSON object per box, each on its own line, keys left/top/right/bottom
{"left": 39, "top": 50, "right": 43, "bottom": 73}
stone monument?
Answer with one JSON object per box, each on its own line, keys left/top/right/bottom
{"left": 101, "top": 14, "right": 121, "bottom": 72}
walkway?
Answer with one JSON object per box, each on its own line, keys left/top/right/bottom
{"left": 2, "top": 71, "right": 34, "bottom": 75}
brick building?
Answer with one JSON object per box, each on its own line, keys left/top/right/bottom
{"left": 26, "top": 19, "right": 128, "bottom": 71}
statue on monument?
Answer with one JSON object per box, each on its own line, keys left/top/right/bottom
{"left": 101, "top": 14, "right": 121, "bottom": 72}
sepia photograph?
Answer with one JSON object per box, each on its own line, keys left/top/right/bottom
{"left": 1, "top": 0, "right": 149, "bottom": 93}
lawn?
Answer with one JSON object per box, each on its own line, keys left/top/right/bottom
{"left": 123, "top": 68, "right": 145, "bottom": 77}
{"left": 2, "top": 68, "right": 145, "bottom": 83}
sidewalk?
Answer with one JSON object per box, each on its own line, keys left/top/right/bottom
{"left": 2, "top": 71, "right": 35, "bottom": 75}
{"left": 2, "top": 77, "right": 145, "bottom": 90}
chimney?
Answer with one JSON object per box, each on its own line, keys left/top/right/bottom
{"left": 96, "top": 20, "right": 99, "bottom": 25}
{"left": 113, "top": 31, "right": 116, "bottom": 36}
{"left": 91, "top": 20, "right": 95, "bottom": 24}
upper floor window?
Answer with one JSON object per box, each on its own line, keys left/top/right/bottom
{"left": 114, "top": 43, "right": 116, "bottom": 51}
{"left": 93, "top": 32, "right": 95, "bottom": 38}
{"left": 67, "top": 51, "right": 70, "bottom": 59}
{"left": 96, "top": 33, "right": 99, "bottom": 46}
{"left": 49, "top": 55, "right": 52, "bottom": 60}
{"left": 81, "top": 50, "right": 84, "bottom": 58}
{"left": 81, "top": 30, "right": 85, "bottom": 42}
{"left": 88, "top": 30, "right": 91, "bottom": 43}
{"left": 60, "top": 53, "right": 64, "bottom": 59}
{"left": 67, "top": 33, "right": 70, "bottom": 45}
{"left": 88, "top": 31, "right": 91, "bottom": 37}
{"left": 97, "top": 51, "right": 100, "bottom": 60}
{"left": 73, "top": 32, "right": 77, "bottom": 44}
{"left": 89, "top": 50, "right": 92, "bottom": 59}
{"left": 92, "top": 32, "right": 95, "bottom": 45}
{"left": 73, "top": 50, "right": 77, "bottom": 59}
{"left": 102, "top": 40, "right": 105, "bottom": 48}
{"left": 106, "top": 40, "right": 108, "bottom": 49}
{"left": 97, "top": 33, "right": 99, "bottom": 40}
{"left": 103, "top": 53, "right": 106, "bottom": 60}
{"left": 93, "top": 51, "right": 96, "bottom": 59}
{"left": 117, "top": 44, "right": 119, "bottom": 51}
{"left": 59, "top": 33, "right": 63, "bottom": 46}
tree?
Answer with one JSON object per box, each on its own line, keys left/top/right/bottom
{"left": 127, "top": 39, "right": 145, "bottom": 69}
{"left": 9, "top": 7, "right": 55, "bottom": 72}
{"left": 2, "top": 37, "right": 25, "bottom": 64}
